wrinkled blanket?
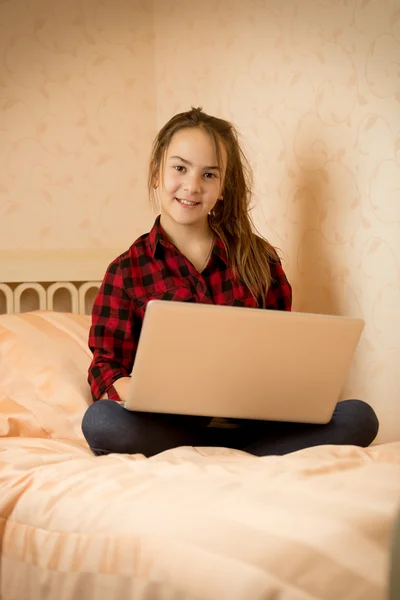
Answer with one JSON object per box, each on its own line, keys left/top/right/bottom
{"left": 1, "top": 311, "right": 399, "bottom": 600}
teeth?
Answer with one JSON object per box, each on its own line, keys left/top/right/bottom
{"left": 177, "top": 198, "right": 197, "bottom": 206}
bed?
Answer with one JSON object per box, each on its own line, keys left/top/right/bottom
{"left": 0, "top": 254, "right": 399, "bottom": 600}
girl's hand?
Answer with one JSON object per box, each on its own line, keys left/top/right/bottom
{"left": 113, "top": 377, "right": 132, "bottom": 406}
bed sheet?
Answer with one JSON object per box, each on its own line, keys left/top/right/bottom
{"left": 0, "top": 311, "right": 399, "bottom": 600}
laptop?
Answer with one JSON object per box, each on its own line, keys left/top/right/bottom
{"left": 124, "top": 300, "right": 364, "bottom": 424}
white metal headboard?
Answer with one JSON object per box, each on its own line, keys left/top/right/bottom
{"left": 0, "top": 249, "right": 121, "bottom": 315}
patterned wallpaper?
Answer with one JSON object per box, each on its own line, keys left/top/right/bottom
{"left": 1, "top": 0, "right": 399, "bottom": 442}
{"left": 153, "top": 0, "right": 400, "bottom": 443}
{"left": 0, "top": 0, "right": 156, "bottom": 250}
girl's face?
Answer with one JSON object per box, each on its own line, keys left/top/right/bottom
{"left": 158, "top": 127, "right": 227, "bottom": 228}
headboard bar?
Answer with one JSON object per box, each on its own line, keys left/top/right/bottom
{"left": 0, "top": 249, "right": 120, "bottom": 283}
{"left": 0, "top": 249, "right": 121, "bottom": 315}
{"left": 0, "top": 281, "right": 101, "bottom": 315}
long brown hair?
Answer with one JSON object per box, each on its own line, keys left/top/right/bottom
{"left": 148, "top": 107, "right": 278, "bottom": 307}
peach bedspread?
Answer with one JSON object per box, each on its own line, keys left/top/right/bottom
{"left": 0, "top": 311, "right": 399, "bottom": 600}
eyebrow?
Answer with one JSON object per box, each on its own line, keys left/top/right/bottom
{"left": 168, "top": 155, "right": 220, "bottom": 171}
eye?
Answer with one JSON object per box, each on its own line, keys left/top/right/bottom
{"left": 204, "top": 172, "right": 217, "bottom": 179}
{"left": 174, "top": 165, "right": 186, "bottom": 172}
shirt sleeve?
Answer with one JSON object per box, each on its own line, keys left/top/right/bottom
{"left": 265, "top": 257, "right": 292, "bottom": 311}
{"left": 88, "top": 259, "right": 137, "bottom": 401}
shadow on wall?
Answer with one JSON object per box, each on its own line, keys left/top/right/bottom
{"left": 290, "top": 165, "right": 342, "bottom": 317}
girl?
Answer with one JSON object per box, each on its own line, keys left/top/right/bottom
{"left": 82, "top": 107, "right": 378, "bottom": 457}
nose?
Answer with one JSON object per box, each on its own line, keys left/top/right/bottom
{"left": 183, "top": 172, "right": 201, "bottom": 194}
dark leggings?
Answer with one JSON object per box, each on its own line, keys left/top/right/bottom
{"left": 81, "top": 399, "right": 379, "bottom": 458}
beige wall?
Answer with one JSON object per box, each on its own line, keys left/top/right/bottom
{"left": 1, "top": 0, "right": 399, "bottom": 442}
{"left": 0, "top": 0, "right": 156, "bottom": 250}
{"left": 153, "top": 0, "right": 400, "bottom": 444}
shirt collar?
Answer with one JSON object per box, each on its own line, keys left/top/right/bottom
{"left": 147, "top": 215, "right": 228, "bottom": 265}
{"left": 212, "top": 235, "right": 228, "bottom": 265}
{"left": 147, "top": 215, "right": 165, "bottom": 257}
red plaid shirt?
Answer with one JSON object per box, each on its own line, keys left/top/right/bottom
{"left": 88, "top": 216, "right": 292, "bottom": 401}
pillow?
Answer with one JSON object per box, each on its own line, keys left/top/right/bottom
{"left": 0, "top": 311, "right": 92, "bottom": 443}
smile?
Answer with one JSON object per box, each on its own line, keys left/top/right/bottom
{"left": 175, "top": 197, "right": 200, "bottom": 206}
